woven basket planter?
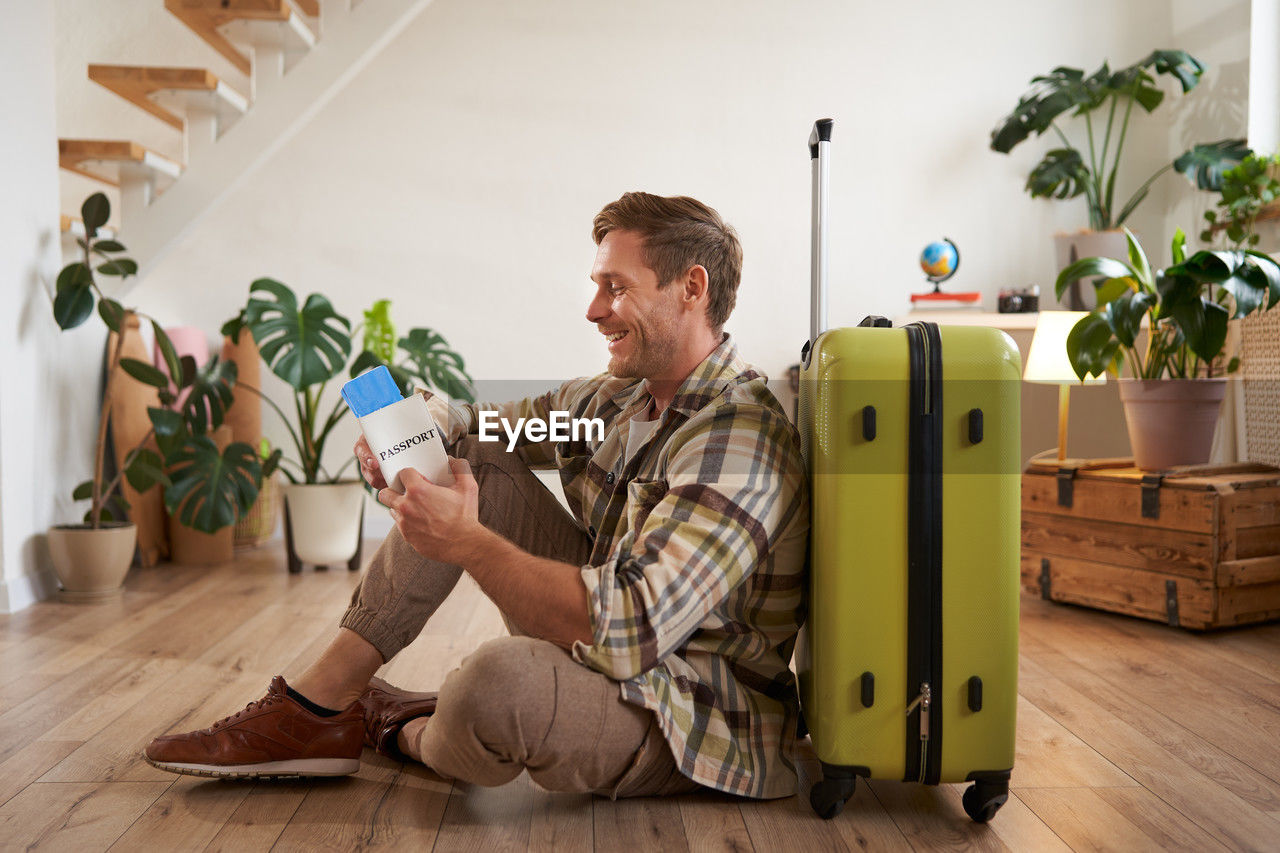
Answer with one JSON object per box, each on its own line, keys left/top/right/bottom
{"left": 235, "top": 474, "right": 281, "bottom": 548}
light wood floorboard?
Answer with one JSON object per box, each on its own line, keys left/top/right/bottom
{"left": 0, "top": 542, "right": 1277, "bottom": 850}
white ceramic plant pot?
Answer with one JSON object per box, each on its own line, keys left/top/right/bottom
{"left": 282, "top": 482, "right": 366, "bottom": 572}
{"left": 46, "top": 522, "right": 137, "bottom": 603}
{"left": 1117, "top": 378, "right": 1228, "bottom": 470}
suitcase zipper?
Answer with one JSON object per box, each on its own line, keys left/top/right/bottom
{"left": 906, "top": 682, "right": 932, "bottom": 782}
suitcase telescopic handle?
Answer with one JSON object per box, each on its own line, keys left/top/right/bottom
{"left": 809, "top": 119, "right": 833, "bottom": 342}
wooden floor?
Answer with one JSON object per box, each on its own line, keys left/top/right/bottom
{"left": 2, "top": 543, "right": 1279, "bottom": 852}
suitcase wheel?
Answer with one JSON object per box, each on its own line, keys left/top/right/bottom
{"left": 962, "top": 780, "right": 1009, "bottom": 823}
{"left": 809, "top": 775, "right": 857, "bottom": 819}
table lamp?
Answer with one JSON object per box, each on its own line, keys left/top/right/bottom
{"left": 1023, "top": 311, "right": 1104, "bottom": 461}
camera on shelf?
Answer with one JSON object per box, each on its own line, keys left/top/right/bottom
{"left": 997, "top": 286, "right": 1039, "bottom": 313}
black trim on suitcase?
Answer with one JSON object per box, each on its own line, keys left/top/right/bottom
{"left": 903, "top": 323, "right": 944, "bottom": 785}
{"left": 923, "top": 322, "right": 945, "bottom": 786}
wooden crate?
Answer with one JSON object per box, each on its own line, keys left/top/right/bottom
{"left": 1021, "top": 459, "right": 1280, "bottom": 630}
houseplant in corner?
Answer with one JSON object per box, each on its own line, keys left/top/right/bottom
{"left": 222, "top": 282, "right": 474, "bottom": 573}
{"left": 1055, "top": 227, "right": 1280, "bottom": 469}
{"left": 49, "top": 193, "right": 267, "bottom": 600}
{"left": 991, "top": 49, "right": 1248, "bottom": 308}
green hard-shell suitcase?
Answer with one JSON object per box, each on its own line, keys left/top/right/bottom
{"left": 795, "top": 119, "right": 1022, "bottom": 822}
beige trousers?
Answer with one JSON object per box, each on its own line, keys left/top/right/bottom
{"left": 340, "top": 438, "right": 698, "bottom": 798}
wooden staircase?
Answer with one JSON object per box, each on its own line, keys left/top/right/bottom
{"left": 59, "top": 0, "right": 319, "bottom": 245}
{"left": 56, "top": 0, "right": 427, "bottom": 271}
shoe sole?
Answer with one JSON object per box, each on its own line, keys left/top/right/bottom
{"left": 144, "top": 755, "right": 360, "bottom": 779}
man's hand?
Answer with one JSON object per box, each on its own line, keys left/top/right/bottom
{"left": 355, "top": 436, "right": 388, "bottom": 491}
{"left": 377, "top": 459, "right": 489, "bottom": 566}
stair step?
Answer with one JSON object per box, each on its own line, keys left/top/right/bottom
{"left": 165, "top": 0, "right": 317, "bottom": 77}
{"left": 60, "top": 215, "right": 118, "bottom": 241}
{"left": 88, "top": 65, "right": 249, "bottom": 133}
{"left": 295, "top": 0, "right": 320, "bottom": 16}
{"left": 58, "top": 139, "right": 184, "bottom": 187}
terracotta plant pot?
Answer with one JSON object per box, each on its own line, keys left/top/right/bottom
{"left": 46, "top": 522, "right": 137, "bottom": 603}
{"left": 1117, "top": 378, "right": 1228, "bottom": 470}
{"left": 282, "top": 482, "right": 366, "bottom": 573}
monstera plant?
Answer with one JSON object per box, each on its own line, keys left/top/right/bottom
{"left": 48, "top": 193, "right": 265, "bottom": 599}
{"left": 221, "top": 279, "right": 473, "bottom": 572}
{"left": 991, "top": 50, "right": 1248, "bottom": 231}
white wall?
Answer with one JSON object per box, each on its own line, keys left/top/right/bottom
{"left": 0, "top": 3, "right": 98, "bottom": 610}
{"left": 1167, "top": 0, "right": 1254, "bottom": 258}
{"left": 89, "top": 0, "right": 1187, "bottom": 475}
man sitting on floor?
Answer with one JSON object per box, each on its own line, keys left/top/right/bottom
{"left": 145, "top": 192, "right": 810, "bottom": 801}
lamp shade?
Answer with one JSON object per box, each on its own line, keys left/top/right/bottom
{"left": 1024, "top": 311, "right": 1104, "bottom": 385}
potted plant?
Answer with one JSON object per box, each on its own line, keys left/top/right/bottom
{"left": 991, "top": 49, "right": 1249, "bottom": 308}
{"left": 222, "top": 282, "right": 473, "bottom": 573}
{"left": 1201, "top": 152, "right": 1280, "bottom": 249}
{"left": 1055, "top": 227, "right": 1280, "bottom": 469}
{"left": 48, "top": 193, "right": 267, "bottom": 600}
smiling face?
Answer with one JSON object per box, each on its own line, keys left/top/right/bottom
{"left": 586, "top": 229, "right": 687, "bottom": 380}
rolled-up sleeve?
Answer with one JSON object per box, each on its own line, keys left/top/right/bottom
{"left": 572, "top": 403, "right": 804, "bottom": 681}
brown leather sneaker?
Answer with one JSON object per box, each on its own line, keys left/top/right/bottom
{"left": 360, "top": 677, "right": 438, "bottom": 760}
{"left": 144, "top": 676, "right": 363, "bottom": 779}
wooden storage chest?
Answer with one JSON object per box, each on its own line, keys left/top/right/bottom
{"left": 1021, "top": 460, "right": 1280, "bottom": 629}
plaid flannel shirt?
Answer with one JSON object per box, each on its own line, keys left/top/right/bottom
{"left": 425, "top": 336, "right": 809, "bottom": 799}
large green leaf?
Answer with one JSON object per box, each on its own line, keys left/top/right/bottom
{"left": 1055, "top": 256, "right": 1135, "bottom": 300}
{"left": 120, "top": 357, "right": 169, "bottom": 389}
{"left": 398, "top": 328, "right": 475, "bottom": 402}
{"left": 1066, "top": 312, "right": 1120, "bottom": 380}
{"left": 1173, "top": 139, "right": 1250, "bottom": 191}
{"left": 153, "top": 323, "right": 184, "bottom": 391}
{"left": 97, "top": 258, "right": 138, "bottom": 277}
{"left": 243, "top": 278, "right": 352, "bottom": 390}
{"left": 124, "top": 448, "right": 171, "bottom": 493}
{"left": 53, "top": 282, "right": 94, "bottom": 330}
{"left": 1027, "top": 148, "right": 1091, "bottom": 200}
{"left": 1104, "top": 290, "right": 1155, "bottom": 348}
{"left": 81, "top": 193, "right": 110, "bottom": 236}
{"left": 1137, "top": 49, "right": 1204, "bottom": 94}
{"left": 181, "top": 356, "right": 238, "bottom": 434}
{"left": 1168, "top": 296, "right": 1229, "bottom": 364}
{"left": 1245, "top": 251, "right": 1280, "bottom": 309}
{"left": 164, "top": 438, "right": 262, "bottom": 533}
{"left": 990, "top": 66, "right": 1098, "bottom": 153}
{"left": 148, "top": 406, "right": 186, "bottom": 459}
{"left": 98, "top": 298, "right": 125, "bottom": 334}
{"left": 1123, "top": 227, "right": 1152, "bottom": 291}
{"left": 1104, "top": 65, "right": 1162, "bottom": 112}
{"left": 363, "top": 299, "right": 396, "bottom": 363}
{"left": 72, "top": 480, "right": 94, "bottom": 501}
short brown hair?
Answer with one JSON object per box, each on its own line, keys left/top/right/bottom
{"left": 592, "top": 192, "right": 742, "bottom": 332}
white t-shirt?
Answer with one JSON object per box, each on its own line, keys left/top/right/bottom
{"left": 625, "top": 410, "right": 663, "bottom": 465}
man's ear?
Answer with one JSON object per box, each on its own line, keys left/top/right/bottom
{"left": 682, "top": 265, "right": 709, "bottom": 309}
